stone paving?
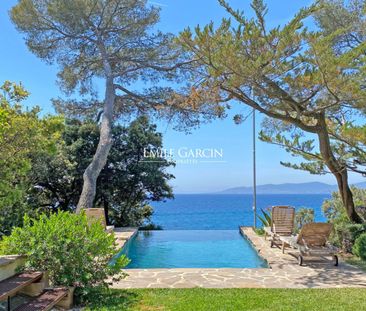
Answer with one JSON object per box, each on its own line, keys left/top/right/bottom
{"left": 114, "top": 227, "right": 138, "bottom": 249}
{"left": 111, "top": 227, "right": 366, "bottom": 289}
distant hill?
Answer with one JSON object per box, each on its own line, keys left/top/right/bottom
{"left": 219, "top": 182, "right": 366, "bottom": 194}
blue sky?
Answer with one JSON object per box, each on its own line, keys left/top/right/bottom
{"left": 0, "top": 0, "right": 363, "bottom": 193}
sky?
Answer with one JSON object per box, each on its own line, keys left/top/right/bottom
{"left": 0, "top": 0, "right": 364, "bottom": 193}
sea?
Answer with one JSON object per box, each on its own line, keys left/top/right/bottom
{"left": 150, "top": 194, "right": 330, "bottom": 230}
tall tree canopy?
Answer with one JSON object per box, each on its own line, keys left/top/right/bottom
{"left": 178, "top": 0, "right": 366, "bottom": 223}
{"left": 11, "top": 0, "right": 215, "bottom": 212}
{"left": 314, "top": 0, "right": 366, "bottom": 173}
{"left": 30, "top": 116, "right": 174, "bottom": 227}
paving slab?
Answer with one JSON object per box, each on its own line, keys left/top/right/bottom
{"left": 114, "top": 227, "right": 138, "bottom": 249}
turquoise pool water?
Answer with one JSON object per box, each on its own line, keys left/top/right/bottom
{"left": 120, "top": 230, "right": 268, "bottom": 269}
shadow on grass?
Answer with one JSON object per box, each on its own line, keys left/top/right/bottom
{"left": 81, "top": 289, "right": 140, "bottom": 311}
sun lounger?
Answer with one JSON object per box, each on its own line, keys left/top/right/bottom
{"left": 84, "top": 208, "right": 114, "bottom": 233}
{"left": 279, "top": 222, "right": 338, "bottom": 266}
{"left": 263, "top": 206, "right": 295, "bottom": 249}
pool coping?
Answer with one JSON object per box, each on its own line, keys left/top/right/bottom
{"left": 239, "top": 227, "right": 270, "bottom": 269}
{"left": 114, "top": 227, "right": 138, "bottom": 249}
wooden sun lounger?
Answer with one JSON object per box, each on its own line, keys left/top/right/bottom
{"left": 263, "top": 206, "right": 295, "bottom": 248}
{"left": 85, "top": 208, "right": 114, "bottom": 233}
{"left": 279, "top": 223, "right": 338, "bottom": 266}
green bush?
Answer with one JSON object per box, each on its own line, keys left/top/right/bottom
{"left": 295, "top": 208, "right": 315, "bottom": 233}
{"left": 353, "top": 233, "right": 366, "bottom": 261}
{"left": 0, "top": 211, "right": 129, "bottom": 296}
{"left": 322, "top": 187, "right": 366, "bottom": 225}
{"left": 139, "top": 223, "right": 163, "bottom": 230}
{"left": 334, "top": 223, "right": 366, "bottom": 253}
{"left": 322, "top": 187, "right": 366, "bottom": 252}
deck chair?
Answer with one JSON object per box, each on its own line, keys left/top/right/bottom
{"left": 85, "top": 208, "right": 114, "bottom": 233}
{"left": 264, "top": 206, "right": 295, "bottom": 249}
{"left": 280, "top": 223, "right": 338, "bottom": 266}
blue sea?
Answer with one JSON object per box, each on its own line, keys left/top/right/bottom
{"left": 150, "top": 194, "right": 329, "bottom": 230}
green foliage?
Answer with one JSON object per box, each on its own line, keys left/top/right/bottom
{"left": 11, "top": 0, "right": 162, "bottom": 93}
{"left": 254, "top": 228, "right": 265, "bottom": 236}
{"left": 257, "top": 208, "right": 271, "bottom": 227}
{"left": 29, "top": 116, "right": 174, "bottom": 227}
{"left": 328, "top": 223, "right": 366, "bottom": 252}
{"left": 178, "top": 0, "right": 366, "bottom": 222}
{"left": 322, "top": 187, "right": 366, "bottom": 251}
{"left": 0, "top": 81, "right": 64, "bottom": 236}
{"left": 0, "top": 212, "right": 129, "bottom": 295}
{"left": 139, "top": 223, "right": 163, "bottom": 231}
{"left": 0, "top": 87, "right": 171, "bottom": 232}
{"left": 353, "top": 233, "right": 366, "bottom": 261}
{"left": 323, "top": 187, "right": 366, "bottom": 224}
{"left": 295, "top": 208, "right": 315, "bottom": 233}
{"left": 11, "top": 0, "right": 199, "bottom": 211}
{"left": 257, "top": 0, "right": 366, "bottom": 179}
{"left": 102, "top": 116, "right": 174, "bottom": 227}
{"left": 315, "top": 0, "right": 366, "bottom": 53}
{"left": 10, "top": 0, "right": 202, "bottom": 129}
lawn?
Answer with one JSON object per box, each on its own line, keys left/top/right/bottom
{"left": 84, "top": 288, "right": 366, "bottom": 311}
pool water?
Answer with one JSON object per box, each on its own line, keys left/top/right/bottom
{"left": 120, "top": 230, "right": 268, "bottom": 269}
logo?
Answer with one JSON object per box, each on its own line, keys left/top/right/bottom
{"left": 142, "top": 147, "right": 225, "bottom": 164}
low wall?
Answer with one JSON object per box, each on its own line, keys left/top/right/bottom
{"left": 0, "top": 255, "right": 26, "bottom": 281}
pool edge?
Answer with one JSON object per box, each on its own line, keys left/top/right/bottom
{"left": 239, "top": 226, "right": 271, "bottom": 269}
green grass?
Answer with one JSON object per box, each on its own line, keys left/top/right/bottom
{"left": 84, "top": 288, "right": 366, "bottom": 311}
{"left": 346, "top": 256, "right": 366, "bottom": 272}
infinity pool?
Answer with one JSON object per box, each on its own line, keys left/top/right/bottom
{"left": 119, "top": 230, "right": 268, "bottom": 269}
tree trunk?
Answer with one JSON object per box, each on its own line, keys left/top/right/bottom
{"left": 103, "top": 196, "right": 110, "bottom": 226}
{"left": 76, "top": 77, "right": 115, "bottom": 213}
{"left": 317, "top": 114, "right": 363, "bottom": 223}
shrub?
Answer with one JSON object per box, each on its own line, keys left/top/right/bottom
{"left": 322, "top": 187, "right": 366, "bottom": 224}
{"left": 334, "top": 223, "right": 366, "bottom": 253}
{"left": 139, "top": 223, "right": 163, "bottom": 230}
{"left": 353, "top": 233, "right": 366, "bottom": 261}
{"left": 322, "top": 187, "right": 366, "bottom": 252}
{"left": 295, "top": 208, "right": 314, "bottom": 233}
{"left": 0, "top": 211, "right": 129, "bottom": 296}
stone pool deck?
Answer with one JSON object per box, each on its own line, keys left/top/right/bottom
{"left": 111, "top": 227, "right": 366, "bottom": 289}
{"left": 114, "top": 227, "right": 138, "bottom": 249}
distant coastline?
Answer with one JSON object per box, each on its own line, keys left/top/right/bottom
{"left": 216, "top": 182, "right": 366, "bottom": 195}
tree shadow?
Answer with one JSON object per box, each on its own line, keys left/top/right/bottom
{"left": 80, "top": 288, "right": 140, "bottom": 311}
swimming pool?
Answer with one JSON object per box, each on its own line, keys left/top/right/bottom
{"left": 119, "top": 230, "right": 268, "bottom": 269}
